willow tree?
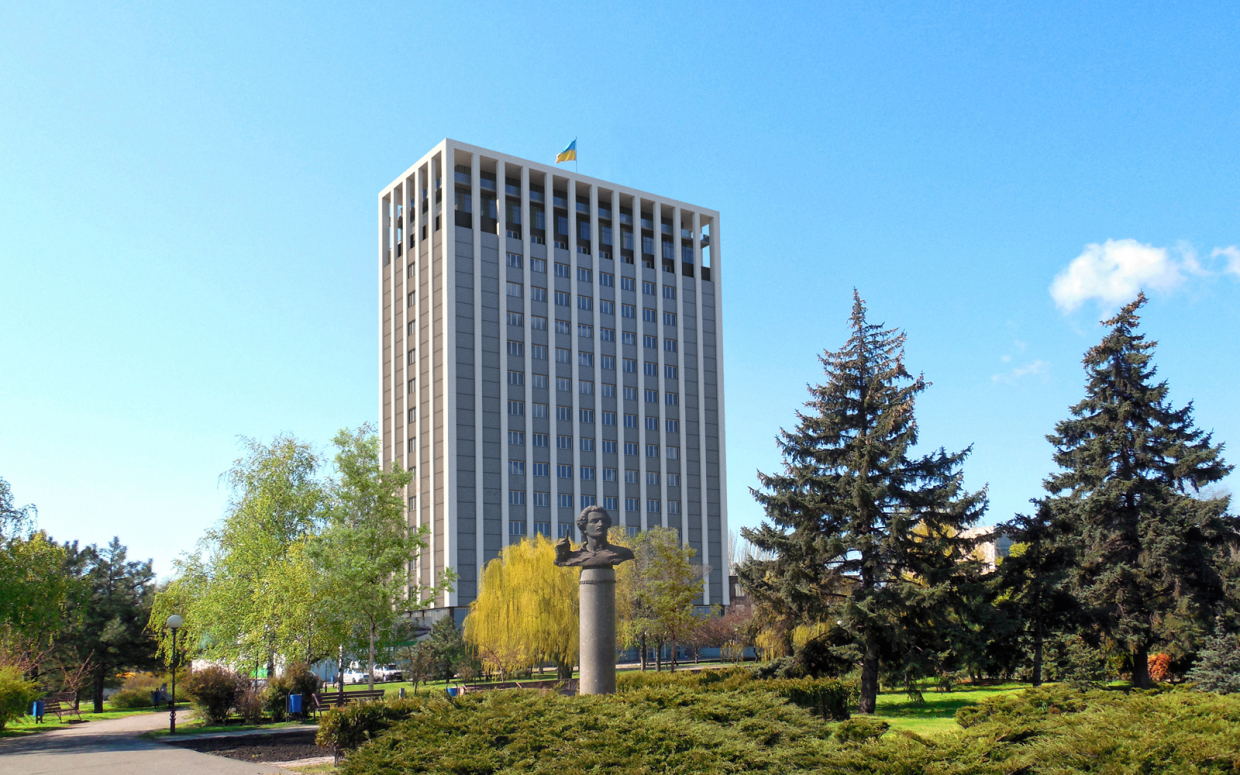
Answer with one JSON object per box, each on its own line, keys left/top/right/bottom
{"left": 1045, "top": 294, "right": 1235, "bottom": 688}
{"left": 741, "top": 291, "right": 987, "bottom": 714}
{"left": 464, "top": 536, "right": 578, "bottom": 680}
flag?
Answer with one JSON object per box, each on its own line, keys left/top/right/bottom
{"left": 556, "top": 139, "right": 577, "bottom": 164}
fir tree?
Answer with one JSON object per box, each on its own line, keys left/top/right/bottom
{"left": 996, "top": 501, "right": 1078, "bottom": 686}
{"left": 1045, "top": 294, "right": 1235, "bottom": 689}
{"left": 741, "top": 292, "right": 987, "bottom": 714}
{"left": 1186, "top": 631, "right": 1240, "bottom": 694}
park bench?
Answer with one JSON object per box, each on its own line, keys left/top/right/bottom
{"left": 311, "top": 689, "right": 386, "bottom": 717}
{"left": 459, "top": 679, "right": 577, "bottom": 695}
{"left": 41, "top": 692, "right": 82, "bottom": 722}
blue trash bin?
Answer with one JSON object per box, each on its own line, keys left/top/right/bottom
{"left": 446, "top": 687, "right": 458, "bottom": 697}
{"left": 287, "top": 693, "right": 303, "bottom": 715}
{"left": 31, "top": 700, "right": 44, "bottom": 722}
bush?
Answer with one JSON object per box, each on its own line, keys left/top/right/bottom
{"left": 187, "top": 665, "right": 243, "bottom": 725}
{"left": 1148, "top": 652, "right": 1172, "bottom": 683}
{"left": 264, "top": 662, "right": 321, "bottom": 721}
{"left": 833, "top": 716, "right": 889, "bottom": 743}
{"left": 235, "top": 686, "right": 264, "bottom": 725}
{"left": 615, "top": 667, "right": 855, "bottom": 720}
{"left": 0, "top": 667, "right": 42, "bottom": 731}
{"left": 317, "top": 697, "right": 433, "bottom": 752}
{"left": 110, "top": 672, "right": 165, "bottom": 708}
{"left": 1188, "top": 632, "right": 1240, "bottom": 694}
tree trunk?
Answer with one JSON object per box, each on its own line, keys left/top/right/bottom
{"left": 337, "top": 644, "right": 345, "bottom": 702}
{"left": 92, "top": 670, "right": 105, "bottom": 714}
{"left": 640, "top": 634, "right": 647, "bottom": 672}
{"left": 655, "top": 642, "right": 662, "bottom": 672}
{"left": 1132, "top": 643, "right": 1151, "bottom": 689}
{"left": 368, "top": 622, "right": 377, "bottom": 691}
{"left": 1031, "top": 624, "right": 1044, "bottom": 688}
{"left": 670, "top": 639, "right": 677, "bottom": 672}
{"left": 858, "top": 636, "right": 879, "bottom": 715}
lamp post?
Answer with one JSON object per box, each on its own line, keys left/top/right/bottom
{"left": 165, "top": 615, "right": 183, "bottom": 735}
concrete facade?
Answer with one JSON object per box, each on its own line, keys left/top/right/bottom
{"left": 379, "top": 139, "right": 728, "bottom": 616}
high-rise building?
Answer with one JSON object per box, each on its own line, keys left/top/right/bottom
{"left": 379, "top": 139, "right": 728, "bottom": 623}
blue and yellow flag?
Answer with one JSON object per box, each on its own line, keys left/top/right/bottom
{"left": 556, "top": 139, "right": 577, "bottom": 164}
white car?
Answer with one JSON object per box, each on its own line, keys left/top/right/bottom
{"left": 343, "top": 668, "right": 370, "bottom": 684}
{"left": 373, "top": 664, "right": 404, "bottom": 683}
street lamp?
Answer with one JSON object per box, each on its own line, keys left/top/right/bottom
{"left": 166, "top": 615, "right": 183, "bottom": 734}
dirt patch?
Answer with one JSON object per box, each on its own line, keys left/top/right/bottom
{"left": 167, "top": 729, "right": 331, "bottom": 763}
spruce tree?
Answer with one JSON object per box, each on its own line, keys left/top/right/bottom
{"left": 741, "top": 292, "right": 987, "bottom": 714}
{"left": 1045, "top": 294, "right": 1235, "bottom": 689}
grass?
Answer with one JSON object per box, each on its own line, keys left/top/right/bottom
{"left": 141, "top": 718, "right": 309, "bottom": 740}
{"left": 0, "top": 701, "right": 187, "bottom": 738}
{"left": 875, "top": 682, "right": 1027, "bottom": 734}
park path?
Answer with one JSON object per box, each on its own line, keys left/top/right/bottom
{"left": 0, "top": 711, "right": 286, "bottom": 775}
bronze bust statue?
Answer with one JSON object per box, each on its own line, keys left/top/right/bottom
{"left": 553, "top": 506, "right": 635, "bottom": 568}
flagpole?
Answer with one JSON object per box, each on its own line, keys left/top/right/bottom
{"left": 575, "top": 137, "right": 578, "bottom": 174}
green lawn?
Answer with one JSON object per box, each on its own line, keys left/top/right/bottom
{"left": 141, "top": 718, "right": 309, "bottom": 740}
{"left": 0, "top": 702, "right": 185, "bottom": 738}
{"left": 875, "top": 683, "right": 1027, "bottom": 734}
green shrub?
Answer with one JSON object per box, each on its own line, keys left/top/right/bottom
{"left": 235, "top": 686, "right": 264, "bottom": 725}
{"left": 317, "top": 697, "right": 435, "bottom": 752}
{"left": 1187, "top": 632, "right": 1240, "bottom": 694}
{"left": 833, "top": 716, "right": 889, "bottom": 743}
{"left": 955, "top": 684, "right": 1095, "bottom": 729}
{"left": 0, "top": 667, "right": 42, "bottom": 731}
{"left": 264, "top": 662, "right": 321, "bottom": 721}
{"left": 616, "top": 668, "right": 855, "bottom": 720}
{"left": 109, "top": 672, "right": 165, "bottom": 708}
{"left": 187, "top": 665, "right": 242, "bottom": 725}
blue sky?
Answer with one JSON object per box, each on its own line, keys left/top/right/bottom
{"left": 2, "top": 1, "right": 1237, "bottom": 576}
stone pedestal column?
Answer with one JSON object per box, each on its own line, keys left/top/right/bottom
{"left": 578, "top": 567, "right": 617, "bottom": 695}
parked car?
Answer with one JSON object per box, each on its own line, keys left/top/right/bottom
{"left": 374, "top": 664, "right": 404, "bottom": 682}
{"left": 343, "top": 667, "right": 370, "bottom": 684}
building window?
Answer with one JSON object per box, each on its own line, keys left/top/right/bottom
{"left": 579, "top": 324, "right": 593, "bottom": 338}
{"left": 558, "top": 494, "right": 573, "bottom": 508}
{"left": 509, "top": 490, "right": 526, "bottom": 505}
{"left": 579, "top": 353, "right": 593, "bottom": 367}
{"left": 532, "top": 374, "right": 547, "bottom": 389}
{"left": 663, "top": 286, "right": 676, "bottom": 300}
{"left": 644, "top": 335, "right": 657, "bottom": 349}
{"left": 557, "top": 464, "right": 573, "bottom": 478}
{"left": 621, "top": 304, "right": 635, "bottom": 319}
{"left": 532, "top": 315, "right": 547, "bottom": 330}
{"left": 578, "top": 296, "right": 592, "bottom": 311}
{"left": 555, "top": 262, "right": 570, "bottom": 278}
{"left": 602, "top": 384, "right": 616, "bottom": 398}
{"left": 532, "top": 345, "right": 547, "bottom": 360}
{"left": 664, "top": 365, "right": 677, "bottom": 379}
{"left": 508, "top": 400, "right": 524, "bottom": 416}
{"left": 534, "top": 522, "right": 551, "bottom": 536}
{"left": 577, "top": 268, "right": 592, "bottom": 283}
{"left": 600, "top": 226, "right": 612, "bottom": 247}
{"left": 556, "top": 406, "right": 571, "bottom": 421}
{"left": 407, "top": 438, "right": 416, "bottom": 452}
{"left": 507, "top": 311, "right": 524, "bottom": 327}
{"left": 580, "top": 409, "right": 595, "bottom": 423}
{"left": 531, "top": 288, "right": 546, "bottom": 302}
{"left": 646, "top": 472, "right": 660, "bottom": 485}
{"left": 581, "top": 438, "right": 594, "bottom": 452}
{"left": 580, "top": 495, "right": 596, "bottom": 508}
{"left": 532, "top": 403, "right": 548, "bottom": 418}
{"left": 578, "top": 221, "right": 590, "bottom": 241}
{"left": 556, "top": 377, "right": 572, "bottom": 392}
{"left": 662, "top": 241, "right": 674, "bottom": 260}
{"left": 624, "top": 442, "right": 638, "bottom": 456}
{"left": 509, "top": 520, "right": 527, "bottom": 535}
{"left": 644, "top": 363, "right": 657, "bottom": 376}
{"left": 533, "top": 492, "right": 550, "bottom": 506}
{"left": 663, "top": 312, "right": 676, "bottom": 326}
{"left": 666, "top": 447, "right": 679, "bottom": 460}
{"left": 507, "top": 341, "right": 524, "bottom": 356}
{"left": 556, "top": 348, "right": 571, "bottom": 363}
{"left": 533, "top": 433, "right": 549, "bottom": 447}
{"left": 603, "top": 496, "right": 619, "bottom": 511}
{"left": 642, "top": 236, "right": 655, "bottom": 255}
{"left": 531, "top": 258, "right": 547, "bottom": 273}
{"left": 580, "top": 467, "right": 595, "bottom": 481}
{"left": 508, "top": 431, "right": 525, "bottom": 445}
{"left": 647, "top": 499, "right": 661, "bottom": 513}
{"left": 507, "top": 282, "right": 523, "bottom": 298}
{"left": 642, "top": 281, "right": 655, "bottom": 295}
{"left": 646, "top": 444, "right": 659, "bottom": 458}
{"left": 558, "top": 522, "right": 573, "bottom": 538}
{"left": 603, "top": 468, "right": 618, "bottom": 482}
{"left": 666, "top": 419, "right": 679, "bottom": 433}
{"left": 579, "top": 381, "right": 594, "bottom": 395}
{"left": 623, "top": 232, "right": 634, "bottom": 251}
{"left": 645, "top": 417, "right": 658, "bottom": 431}
{"left": 557, "top": 216, "right": 569, "bottom": 236}
{"left": 624, "top": 387, "right": 638, "bottom": 401}
{"left": 602, "top": 411, "right": 616, "bottom": 426}
{"left": 555, "top": 291, "right": 570, "bottom": 306}
{"left": 555, "top": 320, "right": 571, "bottom": 335}
{"left": 625, "top": 470, "right": 639, "bottom": 484}
{"left": 600, "top": 328, "right": 615, "bottom": 342}
{"left": 599, "top": 300, "right": 614, "bottom": 315}
{"left": 622, "top": 332, "right": 636, "bottom": 346}
{"left": 665, "top": 393, "right": 678, "bottom": 406}
{"left": 507, "top": 252, "right": 522, "bottom": 268}
{"left": 533, "top": 463, "right": 549, "bottom": 477}
{"left": 621, "top": 277, "right": 635, "bottom": 291}
{"left": 600, "top": 272, "right": 614, "bottom": 287}
{"left": 664, "top": 339, "right": 677, "bottom": 352}
{"left": 408, "top": 379, "right": 415, "bottom": 394}
{"left": 624, "top": 414, "right": 637, "bottom": 428}
{"left": 623, "top": 359, "right": 636, "bottom": 373}
{"left": 668, "top": 501, "right": 680, "bottom": 515}
{"left": 508, "top": 370, "right": 525, "bottom": 386}
{"left": 667, "top": 474, "right": 680, "bottom": 486}
{"left": 601, "top": 356, "right": 615, "bottom": 370}
{"left": 642, "top": 308, "right": 656, "bottom": 322}
{"left": 626, "top": 497, "right": 640, "bottom": 512}
{"left": 509, "top": 461, "right": 525, "bottom": 475}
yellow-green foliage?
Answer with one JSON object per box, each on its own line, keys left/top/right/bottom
{"left": 792, "top": 622, "right": 830, "bottom": 649}
{"left": 464, "top": 536, "right": 578, "bottom": 678}
{"left": 0, "top": 667, "right": 42, "bottom": 730}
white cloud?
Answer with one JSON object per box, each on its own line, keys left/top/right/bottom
{"left": 992, "top": 359, "right": 1050, "bottom": 385}
{"left": 1214, "top": 246, "right": 1240, "bottom": 277}
{"left": 1050, "top": 239, "right": 1184, "bottom": 312}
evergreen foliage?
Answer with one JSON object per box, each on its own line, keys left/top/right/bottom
{"left": 1187, "top": 631, "right": 1240, "bottom": 693}
{"left": 741, "top": 292, "right": 987, "bottom": 713}
{"left": 425, "top": 616, "right": 474, "bottom": 682}
{"left": 1044, "top": 294, "right": 1237, "bottom": 688}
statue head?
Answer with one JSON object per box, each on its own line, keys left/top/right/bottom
{"left": 576, "top": 505, "right": 612, "bottom": 545}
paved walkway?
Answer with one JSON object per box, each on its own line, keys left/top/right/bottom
{"left": 0, "top": 711, "right": 287, "bottom": 775}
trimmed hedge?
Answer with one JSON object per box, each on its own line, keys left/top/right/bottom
{"left": 616, "top": 667, "right": 857, "bottom": 720}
